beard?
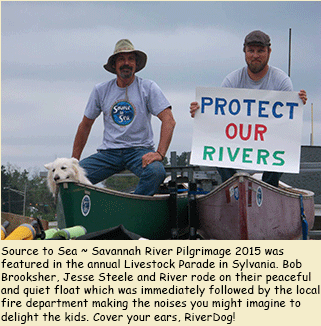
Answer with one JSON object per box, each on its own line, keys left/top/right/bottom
{"left": 246, "top": 58, "right": 269, "bottom": 74}
{"left": 119, "top": 65, "right": 134, "bottom": 79}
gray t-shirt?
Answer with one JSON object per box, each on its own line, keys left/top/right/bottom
{"left": 221, "top": 66, "right": 293, "bottom": 91}
{"left": 84, "top": 76, "right": 171, "bottom": 150}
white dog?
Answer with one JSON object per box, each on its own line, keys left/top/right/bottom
{"left": 44, "top": 158, "right": 92, "bottom": 196}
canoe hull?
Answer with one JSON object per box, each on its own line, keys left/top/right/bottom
{"left": 57, "top": 181, "right": 189, "bottom": 239}
{"left": 197, "top": 173, "right": 315, "bottom": 240}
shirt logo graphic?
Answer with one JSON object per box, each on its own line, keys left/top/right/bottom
{"left": 111, "top": 101, "right": 135, "bottom": 126}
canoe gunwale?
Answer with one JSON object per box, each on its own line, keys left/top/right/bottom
{"left": 57, "top": 180, "right": 188, "bottom": 201}
{"left": 196, "top": 172, "right": 314, "bottom": 203}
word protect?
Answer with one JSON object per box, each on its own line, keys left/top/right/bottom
{"left": 201, "top": 97, "right": 298, "bottom": 119}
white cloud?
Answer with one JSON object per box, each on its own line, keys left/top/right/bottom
{"left": 2, "top": 1, "right": 320, "bottom": 171}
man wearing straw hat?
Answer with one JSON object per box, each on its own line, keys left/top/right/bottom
{"left": 72, "top": 39, "right": 175, "bottom": 196}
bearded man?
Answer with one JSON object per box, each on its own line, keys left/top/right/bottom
{"left": 73, "top": 39, "right": 175, "bottom": 195}
{"left": 190, "top": 30, "right": 307, "bottom": 187}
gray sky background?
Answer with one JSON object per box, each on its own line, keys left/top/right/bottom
{"left": 2, "top": 1, "right": 320, "bottom": 173}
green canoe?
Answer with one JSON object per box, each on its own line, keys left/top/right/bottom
{"left": 56, "top": 181, "right": 189, "bottom": 239}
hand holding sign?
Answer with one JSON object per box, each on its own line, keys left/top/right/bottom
{"left": 190, "top": 87, "right": 303, "bottom": 174}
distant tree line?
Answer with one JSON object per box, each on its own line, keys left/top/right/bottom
{"left": 1, "top": 164, "right": 56, "bottom": 221}
{"left": 1, "top": 152, "right": 190, "bottom": 218}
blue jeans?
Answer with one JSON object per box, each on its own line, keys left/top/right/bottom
{"left": 79, "top": 148, "right": 166, "bottom": 196}
{"left": 217, "top": 167, "right": 282, "bottom": 187}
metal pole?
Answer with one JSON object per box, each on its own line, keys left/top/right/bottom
{"left": 310, "top": 103, "right": 314, "bottom": 146}
{"left": 288, "top": 28, "right": 292, "bottom": 77}
{"left": 170, "top": 151, "right": 177, "bottom": 181}
{"left": 8, "top": 189, "right": 11, "bottom": 213}
{"left": 23, "top": 183, "right": 27, "bottom": 217}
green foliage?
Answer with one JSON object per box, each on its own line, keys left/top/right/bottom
{"left": 176, "top": 151, "right": 190, "bottom": 166}
{"left": 1, "top": 164, "right": 56, "bottom": 221}
{"left": 163, "top": 156, "right": 169, "bottom": 166}
{"left": 104, "top": 172, "right": 139, "bottom": 192}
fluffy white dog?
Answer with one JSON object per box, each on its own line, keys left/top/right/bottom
{"left": 44, "top": 158, "right": 92, "bottom": 196}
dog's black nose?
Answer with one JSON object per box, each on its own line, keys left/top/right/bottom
{"left": 54, "top": 175, "right": 60, "bottom": 181}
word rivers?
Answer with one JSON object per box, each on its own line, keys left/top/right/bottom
{"left": 201, "top": 97, "right": 298, "bottom": 119}
{"left": 203, "top": 146, "right": 285, "bottom": 166}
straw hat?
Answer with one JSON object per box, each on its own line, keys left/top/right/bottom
{"left": 104, "top": 39, "right": 147, "bottom": 74}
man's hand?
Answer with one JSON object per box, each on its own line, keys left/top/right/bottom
{"left": 299, "top": 89, "right": 307, "bottom": 105}
{"left": 190, "top": 101, "right": 200, "bottom": 118}
{"left": 142, "top": 151, "right": 163, "bottom": 168}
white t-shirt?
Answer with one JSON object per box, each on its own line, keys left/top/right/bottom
{"left": 84, "top": 76, "right": 171, "bottom": 150}
{"left": 221, "top": 65, "right": 293, "bottom": 91}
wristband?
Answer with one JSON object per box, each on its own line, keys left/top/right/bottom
{"left": 157, "top": 151, "right": 165, "bottom": 160}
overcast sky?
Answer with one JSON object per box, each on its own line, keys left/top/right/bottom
{"left": 2, "top": 1, "right": 320, "bottom": 173}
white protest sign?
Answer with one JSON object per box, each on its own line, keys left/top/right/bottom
{"left": 190, "top": 87, "right": 304, "bottom": 173}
